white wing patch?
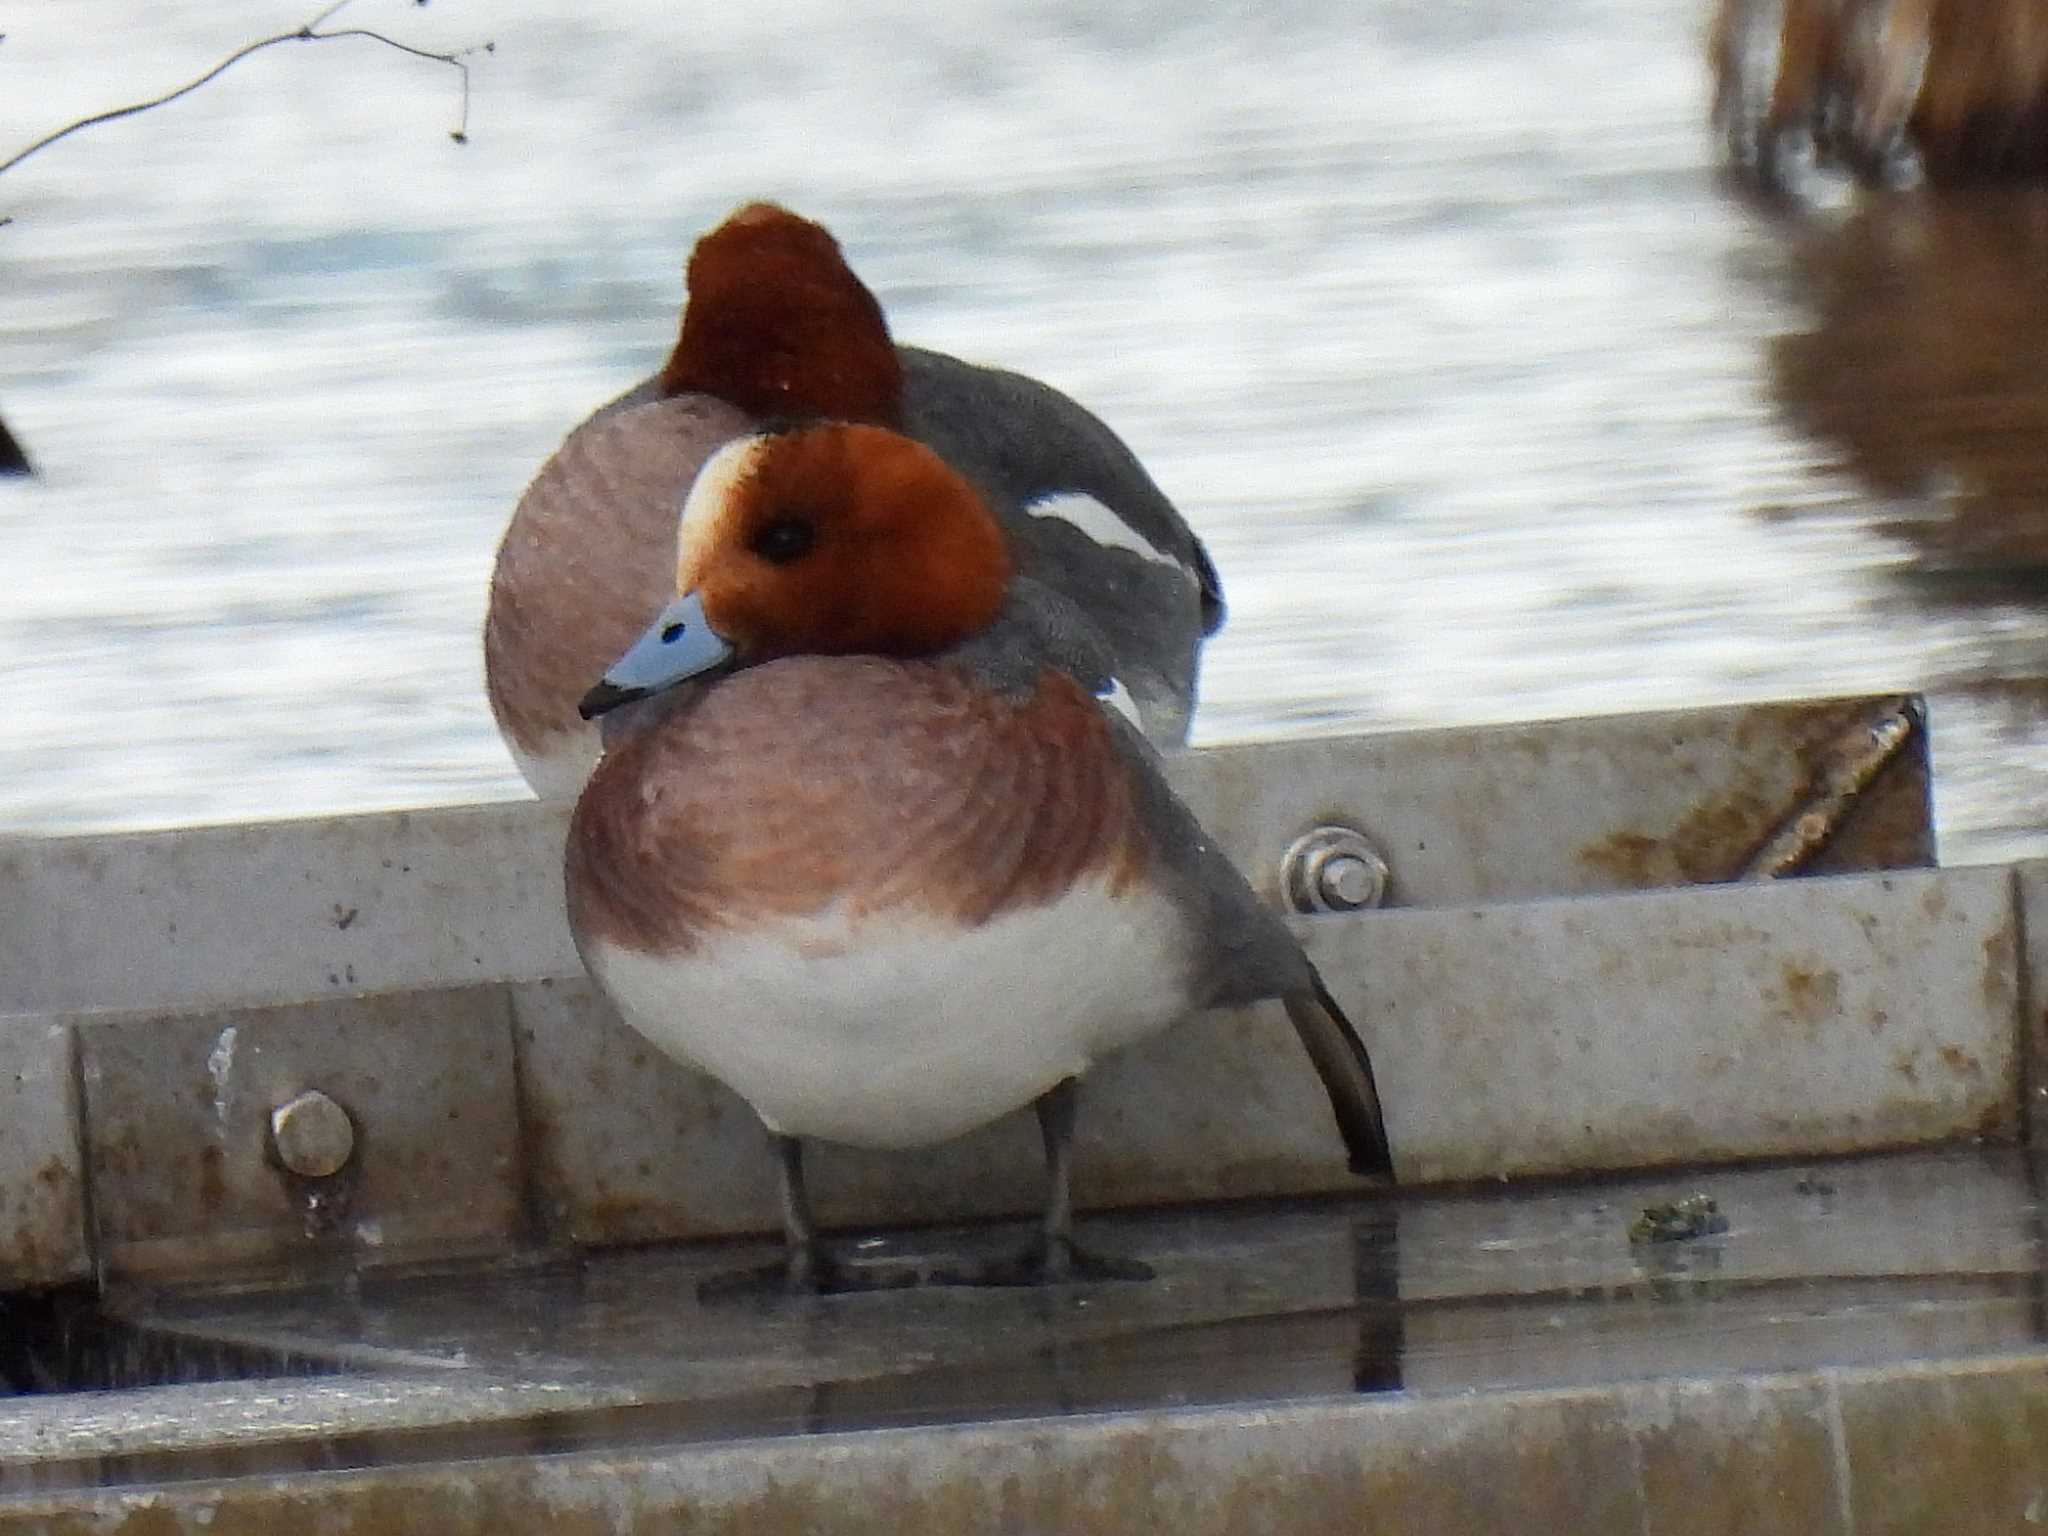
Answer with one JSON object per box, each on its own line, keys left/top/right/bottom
{"left": 1095, "top": 677, "right": 1141, "bottom": 729}
{"left": 1027, "top": 491, "right": 1191, "bottom": 577}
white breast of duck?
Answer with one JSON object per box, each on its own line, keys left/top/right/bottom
{"left": 564, "top": 655, "right": 1198, "bottom": 1151}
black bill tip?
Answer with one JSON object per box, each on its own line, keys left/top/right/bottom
{"left": 578, "top": 679, "right": 648, "bottom": 720}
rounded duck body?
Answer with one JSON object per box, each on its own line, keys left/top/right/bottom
{"left": 486, "top": 202, "right": 1219, "bottom": 799}
{"left": 563, "top": 423, "right": 1389, "bottom": 1291}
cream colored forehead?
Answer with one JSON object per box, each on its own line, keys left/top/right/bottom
{"left": 675, "top": 434, "right": 770, "bottom": 586}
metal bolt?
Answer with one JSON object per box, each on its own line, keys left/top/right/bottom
{"left": 1281, "top": 825, "right": 1391, "bottom": 914}
{"left": 270, "top": 1090, "right": 355, "bottom": 1179}
{"left": 1318, "top": 853, "right": 1379, "bottom": 908}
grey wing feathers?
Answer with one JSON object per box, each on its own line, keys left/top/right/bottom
{"left": 1108, "top": 714, "right": 1394, "bottom": 1182}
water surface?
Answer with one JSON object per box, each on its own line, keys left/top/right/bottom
{"left": 6, "top": 0, "right": 2048, "bottom": 863}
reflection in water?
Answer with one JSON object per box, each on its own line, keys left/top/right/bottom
{"left": 1723, "top": 180, "right": 2048, "bottom": 859}
{"left": 1350, "top": 1203, "right": 1405, "bottom": 1394}
{"left": 1710, "top": 0, "right": 2048, "bottom": 863}
{"left": 9, "top": 0, "right": 2048, "bottom": 864}
{"left": 10, "top": 1149, "right": 2048, "bottom": 1496}
{"left": 1772, "top": 188, "right": 2048, "bottom": 576}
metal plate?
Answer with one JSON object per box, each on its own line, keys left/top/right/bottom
{"left": 1, "top": 696, "right": 1932, "bottom": 1019}
{"left": 0, "top": 804, "right": 579, "bottom": 1017}
{"left": 0, "top": 1019, "right": 87, "bottom": 1288}
{"left": 4, "top": 862, "right": 2021, "bottom": 1282}
{"left": 1182, "top": 693, "right": 1933, "bottom": 912}
{"left": 74, "top": 988, "right": 524, "bottom": 1282}
{"left": 1305, "top": 864, "right": 2021, "bottom": 1184}
{"left": 511, "top": 977, "right": 1346, "bottom": 1246}
{"left": 512, "top": 865, "right": 2018, "bottom": 1244}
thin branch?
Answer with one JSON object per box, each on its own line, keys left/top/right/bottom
{"left": 0, "top": 0, "right": 492, "bottom": 182}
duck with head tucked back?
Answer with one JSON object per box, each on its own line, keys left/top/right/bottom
{"left": 487, "top": 201, "right": 1221, "bottom": 800}
{"left": 568, "top": 421, "right": 1391, "bottom": 1293}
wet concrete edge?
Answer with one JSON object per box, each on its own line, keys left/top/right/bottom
{"left": 9, "top": 1351, "right": 2048, "bottom": 1533}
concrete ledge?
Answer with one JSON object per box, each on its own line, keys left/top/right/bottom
{"left": 2, "top": 863, "right": 2033, "bottom": 1283}
{"left": 0, "top": 804, "right": 580, "bottom": 1020}
{"left": 1310, "top": 863, "right": 2023, "bottom": 1182}
{"left": 74, "top": 990, "right": 525, "bottom": 1281}
{"left": 7, "top": 1352, "right": 2048, "bottom": 1533}
{"left": 468, "top": 864, "right": 2031, "bottom": 1245}
{"left": 0, "top": 1020, "right": 85, "bottom": 1289}
{"left": 0, "top": 696, "right": 1931, "bottom": 1019}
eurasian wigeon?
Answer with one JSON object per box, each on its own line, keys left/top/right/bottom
{"left": 567, "top": 422, "right": 1391, "bottom": 1293}
{"left": 486, "top": 201, "right": 1220, "bottom": 799}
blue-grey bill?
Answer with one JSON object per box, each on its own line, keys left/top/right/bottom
{"left": 578, "top": 591, "right": 735, "bottom": 719}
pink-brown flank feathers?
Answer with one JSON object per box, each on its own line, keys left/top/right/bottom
{"left": 566, "top": 660, "right": 1148, "bottom": 954}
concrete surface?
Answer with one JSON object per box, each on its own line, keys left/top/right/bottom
{"left": 0, "top": 695, "right": 1932, "bottom": 1019}
{"left": 0, "top": 1021, "right": 85, "bottom": 1290}
{"left": 3, "top": 1145, "right": 2047, "bottom": 1533}
{"left": 0, "top": 861, "right": 2034, "bottom": 1285}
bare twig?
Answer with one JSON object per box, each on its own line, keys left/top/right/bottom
{"left": 0, "top": 0, "right": 492, "bottom": 183}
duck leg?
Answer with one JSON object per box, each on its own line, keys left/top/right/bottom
{"left": 771, "top": 1133, "right": 837, "bottom": 1292}
{"left": 947, "top": 1077, "right": 1152, "bottom": 1286}
{"left": 699, "top": 1133, "right": 910, "bottom": 1298}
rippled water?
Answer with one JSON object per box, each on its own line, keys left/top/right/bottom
{"left": 7, "top": 0, "right": 2048, "bottom": 864}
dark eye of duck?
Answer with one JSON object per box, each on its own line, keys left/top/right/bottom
{"left": 748, "top": 517, "right": 816, "bottom": 565}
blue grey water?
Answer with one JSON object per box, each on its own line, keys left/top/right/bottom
{"left": 5, "top": 0, "right": 2047, "bottom": 863}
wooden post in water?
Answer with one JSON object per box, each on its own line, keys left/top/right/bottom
{"left": 0, "top": 413, "right": 30, "bottom": 476}
{"left": 1712, "top": 0, "right": 2048, "bottom": 186}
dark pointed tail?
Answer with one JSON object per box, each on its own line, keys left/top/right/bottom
{"left": 1283, "top": 968, "right": 1394, "bottom": 1180}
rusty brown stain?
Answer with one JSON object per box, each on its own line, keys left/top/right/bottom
{"left": 1970, "top": 1089, "right": 2022, "bottom": 1141}
{"left": 1583, "top": 783, "right": 1778, "bottom": 888}
{"left": 1894, "top": 1050, "right": 1922, "bottom": 1085}
{"left": 1936, "top": 1044, "right": 1984, "bottom": 1079}
{"left": 3, "top": 1225, "right": 46, "bottom": 1276}
{"left": 1571, "top": 697, "right": 1931, "bottom": 892}
{"left": 1575, "top": 830, "right": 1663, "bottom": 887}
{"left": 99, "top": 1125, "right": 146, "bottom": 1180}
{"left": 576, "top": 1191, "right": 679, "bottom": 1246}
{"left": 1982, "top": 919, "right": 2019, "bottom": 1011}
{"left": 1777, "top": 962, "right": 1842, "bottom": 1027}
{"left": 0, "top": 1369, "right": 1679, "bottom": 1533}
{"left": 7, "top": 1158, "right": 85, "bottom": 1277}
{"left": 196, "top": 1142, "right": 226, "bottom": 1215}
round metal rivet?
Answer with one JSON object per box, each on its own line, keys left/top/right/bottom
{"left": 270, "top": 1089, "right": 356, "bottom": 1179}
{"left": 1281, "top": 826, "right": 1391, "bottom": 914}
{"left": 1318, "top": 853, "right": 1378, "bottom": 909}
